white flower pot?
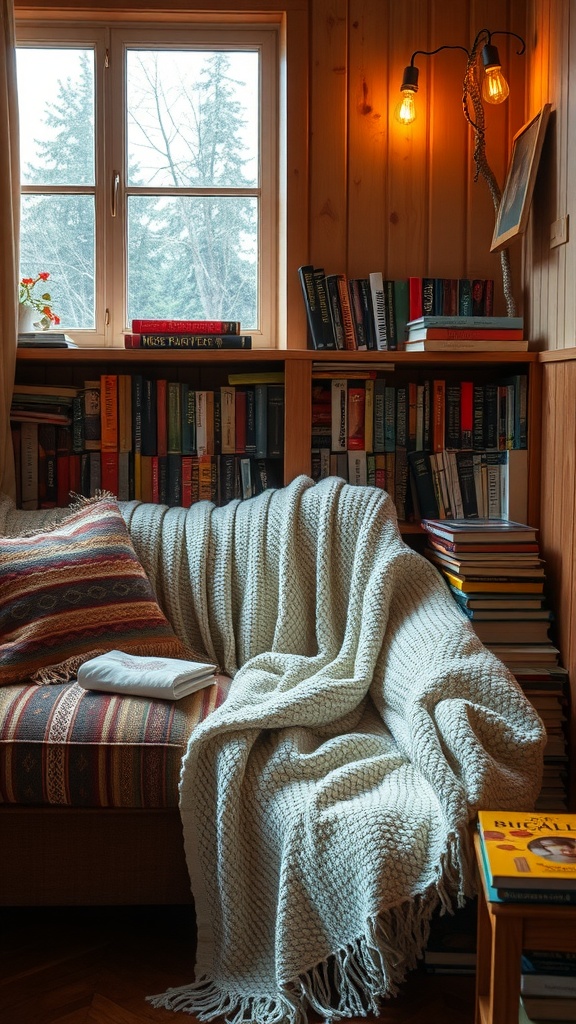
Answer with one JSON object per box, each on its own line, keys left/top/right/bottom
{"left": 18, "top": 304, "right": 39, "bottom": 333}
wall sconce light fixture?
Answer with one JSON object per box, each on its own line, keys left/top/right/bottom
{"left": 395, "top": 29, "right": 526, "bottom": 316}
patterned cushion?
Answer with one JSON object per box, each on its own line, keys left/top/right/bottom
{"left": 0, "top": 676, "right": 230, "bottom": 807}
{"left": 0, "top": 496, "right": 202, "bottom": 685}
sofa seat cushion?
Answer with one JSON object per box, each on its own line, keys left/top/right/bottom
{"left": 0, "top": 675, "right": 230, "bottom": 808}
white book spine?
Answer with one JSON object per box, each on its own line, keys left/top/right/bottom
{"left": 331, "top": 379, "right": 348, "bottom": 452}
{"left": 369, "top": 272, "right": 388, "bottom": 350}
{"left": 348, "top": 450, "right": 367, "bottom": 487}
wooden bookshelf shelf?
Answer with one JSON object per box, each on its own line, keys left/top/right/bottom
{"left": 13, "top": 347, "right": 541, "bottom": 530}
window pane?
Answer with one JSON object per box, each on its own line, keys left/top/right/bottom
{"left": 126, "top": 49, "right": 259, "bottom": 188}
{"left": 20, "top": 195, "right": 96, "bottom": 329}
{"left": 16, "top": 48, "right": 95, "bottom": 186}
{"left": 127, "top": 195, "right": 257, "bottom": 328}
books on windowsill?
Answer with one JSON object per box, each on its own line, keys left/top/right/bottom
{"left": 18, "top": 332, "right": 78, "bottom": 348}
{"left": 77, "top": 649, "right": 218, "bottom": 700}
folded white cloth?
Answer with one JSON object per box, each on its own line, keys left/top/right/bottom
{"left": 76, "top": 649, "right": 217, "bottom": 699}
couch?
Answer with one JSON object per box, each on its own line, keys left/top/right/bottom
{"left": 0, "top": 474, "right": 546, "bottom": 1011}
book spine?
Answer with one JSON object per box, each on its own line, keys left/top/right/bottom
{"left": 235, "top": 388, "right": 247, "bottom": 454}
{"left": 82, "top": 381, "right": 101, "bottom": 451}
{"left": 100, "top": 375, "right": 118, "bottom": 451}
{"left": 101, "top": 449, "right": 119, "bottom": 497}
{"left": 369, "top": 272, "right": 388, "bottom": 350}
{"left": 422, "top": 278, "right": 435, "bottom": 316}
{"left": 331, "top": 379, "right": 348, "bottom": 453}
{"left": 347, "top": 385, "right": 365, "bottom": 450}
{"left": 141, "top": 378, "right": 157, "bottom": 457}
{"left": 458, "top": 279, "right": 473, "bottom": 316}
{"left": 408, "top": 277, "right": 423, "bottom": 321}
{"left": 325, "top": 275, "right": 346, "bottom": 350}
{"left": 373, "top": 378, "right": 386, "bottom": 453}
{"left": 220, "top": 386, "right": 236, "bottom": 454}
{"left": 139, "top": 334, "right": 252, "bottom": 348}
{"left": 167, "top": 381, "right": 182, "bottom": 454}
{"left": 267, "top": 385, "right": 285, "bottom": 458}
{"left": 132, "top": 319, "right": 241, "bottom": 333}
{"left": 384, "top": 280, "right": 397, "bottom": 350}
{"left": 336, "top": 275, "right": 357, "bottom": 351}
{"left": 348, "top": 279, "right": 368, "bottom": 350}
{"left": 156, "top": 378, "right": 168, "bottom": 457}
{"left": 118, "top": 374, "right": 132, "bottom": 454}
{"left": 298, "top": 265, "right": 325, "bottom": 350}
{"left": 254, "top": 384, "right": 268, "bottom": 458}
{"left": 314, "top": 269, "right": 336, "bottom": 349}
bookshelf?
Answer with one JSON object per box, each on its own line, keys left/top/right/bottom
{"left": 13, "top": 347, "right": 541, "bottom": 532}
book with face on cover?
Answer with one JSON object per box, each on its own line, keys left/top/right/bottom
{"left": 77, "top": 649, "right": 217, "bottom": 700}
{"left": 477, "top": 811, "right": 576, "bottom": 890}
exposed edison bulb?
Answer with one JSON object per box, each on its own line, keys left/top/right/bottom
{"left": 395, "top": 89, "right": 417, "bottom": 125}
{"left": 482, "top": 65, "right": 510, "bottom": 104}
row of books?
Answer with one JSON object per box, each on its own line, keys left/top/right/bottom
{"left": 311, "top": 374, "right": 528, "bottom": 457}
{"left": 10, "top": 376, "right": 286, "bottom": 510}
{"left": 11, "top": 423, "right": 284, "bottom": 509}
{"left": 422, "top": 519, "right": 569, "bottom": 810}
{"left": 478, "top": 812, "right": 576, "bottom": 1019}
{"left": 12, "top": 377, "right": 286, "bottom": 461}
{"left": 298, "top": 267, "right": 504, "bottom": 351}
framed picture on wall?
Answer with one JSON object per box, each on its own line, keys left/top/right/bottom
{"left": 490, "top": 103, "right": 551, "bottom": 253}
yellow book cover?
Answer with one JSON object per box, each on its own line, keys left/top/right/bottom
{"left": 443, "top": 569, "right": 544, "bottom": 594}
{"left": 477, "top": 811, "right": 576, "bottom": 890}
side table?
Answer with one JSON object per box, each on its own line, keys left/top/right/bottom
{"left": 474, "top": 832, "right": 576, "bottom": 1024}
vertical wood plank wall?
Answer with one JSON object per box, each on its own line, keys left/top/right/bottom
{"left": 308, "top": 0, "right": 526, "bottom": 313}
{"left": 525, "top": 0, "right": 575, "bottom": 805}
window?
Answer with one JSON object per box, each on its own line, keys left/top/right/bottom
{"left": 16, "top": 22, "right": 279, "bottom": 347}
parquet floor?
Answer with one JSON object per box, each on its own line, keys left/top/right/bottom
{"left": 0, "top": 906, "right": 476, "bottom": 1024}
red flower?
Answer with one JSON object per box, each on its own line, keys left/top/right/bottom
{"left": 38, "top": 272, "right": 50, "bottom": 281}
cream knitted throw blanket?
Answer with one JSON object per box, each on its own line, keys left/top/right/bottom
{"left": 120, "top": 475, "right": 545, "bottom": 1024}
{"left": 0, "top": 478, "right": 546, "bottom": 1023}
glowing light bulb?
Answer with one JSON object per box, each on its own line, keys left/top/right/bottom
{"left": 395, "top": 89, "right": 417, "bottom": 125}
{"left": 482, "top": 64, "right": 510, "bottom": 104}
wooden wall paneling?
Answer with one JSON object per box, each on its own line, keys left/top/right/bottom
{"left": 505, "top": 0, "right": 531, "bottom": 318}
{"left": 308, "top": 0, "right": 348, "bottom": 276}
{"left": 282, "top": 2, "right": 311, "bottom": 349}
{"left": 346, "top": 0, "right": 388, "bottom": 277}
{"left": 385, "top": 0, "right": 430, "bottom": 278}
{"left": 466, "top": 0, "right": 514, "bottom": 317}
{"left": 563, "top": 0, "right": 576, "bottom": 342}
{"left": 426, "top": 5, "right": 469, "bottom": 277}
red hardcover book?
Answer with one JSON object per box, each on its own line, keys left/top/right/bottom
{"left": 409, "top": 277, "right": 423, "bottom": 322}
{"left": 483, "top": 279, "right": 494, "bottom": 316}
{"left": 123, "top": 333, "right": 141, "bottom": 348}
{"left": 432, "top": 380, "right": 445, "bottom": 452}
{"left": 442, "top": 279, "right": 458, "bottom": 316}
{"left": 131, "top": 319, "right": 241, "bottom": 334}
{"left": 181, "top": 456, "right": 193, "bottom": 507}
{"left": 407, "top": 327, "right": 524, "bottom": 341}
{"left": 460, "top": 381, "right": 474, "bottom": 448}
{"left": 347, "top": 386, "right": 365, "bottom": 450}
{"left": 101, "top": 450, "right": 119, "bottom": 497}
{"left": 68, "top": 453, "right": 81, "bottom": 495}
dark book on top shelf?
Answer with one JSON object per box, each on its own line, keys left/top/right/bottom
{"left": 298, "top": 265, "right": 335, "bottom": 350}
{"left": 137, "top": 333, "right": 252, "bottom": 349}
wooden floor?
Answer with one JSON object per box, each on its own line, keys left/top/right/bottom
{"left": 0, "top": 905, "right": 476, "bottom": 1024}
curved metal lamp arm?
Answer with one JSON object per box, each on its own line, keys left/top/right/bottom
{"left": 462, "top": 33, "right": 517, "bottom": 316}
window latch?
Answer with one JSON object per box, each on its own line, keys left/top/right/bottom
{"left": 111, "top": 171, "right": 120, "bottom": 217}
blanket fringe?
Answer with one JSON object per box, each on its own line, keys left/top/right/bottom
{"left": 147, "top": 978, "right": 305, "bottom": 1024}
{"left": 148, "top": 891, "right": 461, "bottom": 1024}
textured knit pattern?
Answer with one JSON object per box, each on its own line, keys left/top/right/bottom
{"left": 113, "top": 475, "right": 544, "bottom": 1024}
{"left": 0, "top": 676, "right": 229, "bottom": 807}
{"left": 0, "top": 496, "right": 200, "bottom": 684}
{"left": 0, "top": 479, "right": 547, "bottom": 1022}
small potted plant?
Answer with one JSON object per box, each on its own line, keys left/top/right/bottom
{"left": 18, "top": 272, "right": 61, "bottom": 331}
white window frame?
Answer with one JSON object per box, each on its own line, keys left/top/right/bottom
{"left": 16, "top": 20, "right": 281, "bottom": 349}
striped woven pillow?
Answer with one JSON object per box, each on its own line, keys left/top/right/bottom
{"left": 0, "top": 495, "right": 201, "bottom": 685}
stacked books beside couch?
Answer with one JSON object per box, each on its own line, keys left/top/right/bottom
{"left": 422, "top": 519, "right": 569, "bottom": 810}
{"left": 478, "top": 811, "right": 576, "bottom": 1022}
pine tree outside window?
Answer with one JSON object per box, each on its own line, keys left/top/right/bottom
{"left": 15, "top": 22, "right": 280, "bottom": 347}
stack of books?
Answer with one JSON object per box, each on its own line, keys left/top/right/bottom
{"left": 403, "top": 313, "right": 528, "bottom": 352}
{"left": 422, "top": 518, "right": 569, "bottom": 810}
{"left": 478, "top": 811, "right": 576, "bottom": 1022}
{"left": 124, "top": 318, "right": 251, "bottom": 349}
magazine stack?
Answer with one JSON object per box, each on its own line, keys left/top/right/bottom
{"left": 478, "top": 811, "right": 576, "bottom": 1022}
